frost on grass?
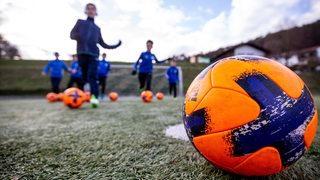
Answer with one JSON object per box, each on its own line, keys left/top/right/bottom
{"left": 165, "top": 123, "right": 189, "bottom": 141}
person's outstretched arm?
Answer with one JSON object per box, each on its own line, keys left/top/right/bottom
{"left": 132, "top": 55, "right": 141, "bottom": 75}
{"left": 62, "top": 62, "right": 71, "bottom": 73}
{"left": 154, "top": 55, "right": 171, "bottom": 64}
{"left": 42, "top": 62, "right": 51, "bottom": 75}
{"left": 166, "top": 68, "right": 170, "bottom": 79}
{"left": 70, "top": 20, "right": 81, "bottom": 40}
{"left": 98, "top": 31, "right": 121, "bottom": 49}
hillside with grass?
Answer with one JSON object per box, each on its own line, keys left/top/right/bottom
{"left": 0, "top": 60, "right": 205, "bottom": 96}
{"left": 198, "top": 21, "right": 320, "bottom": 60}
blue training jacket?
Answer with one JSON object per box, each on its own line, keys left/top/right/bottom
{"left": 166, "top": 66, "right": 179, "bottom": 83}
{"left": 70, "top": 17, "right": 121, "bottom": 57}
{"left": 98, "top": 60, "right": 111, "bottom": 77}
{"left": 70, "top": 61, "right": 82, "bottom": 78}
{"left": 133, "top": 51, "right": 166, "bottom": 73}
{"left": 43, "top": 60, "right": 69, "bottom": 78}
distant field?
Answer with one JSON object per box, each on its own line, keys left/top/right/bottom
{"left": 1, "top": 60, "right": 318, "bottom": 95}
{"left": 0, "top": 60, "right": 199, "bottom": 95}
{"left": 0, "top": 97, "right": 319, "bottom": 179}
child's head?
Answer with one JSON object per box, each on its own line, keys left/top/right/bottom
{"left": 146, "top": 40, "right": 153, "bottom": 52}
{"left": 102, "top": 53, "right": 107, "bottom": 59}
{"left": 85, "top": 3, "right": 97, "bottom": 18}
{"left": 54, "top": 52, "right": 59, "bottom": 59}
{"left": 170, "top": 60, "right": 177, "bottom": 66}
{"left": 72, "top": 54, "right": 77, "bottom": 61}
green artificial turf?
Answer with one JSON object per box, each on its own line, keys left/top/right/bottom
{"left": 0, "top": 96, "right": 319, "bottom": 179}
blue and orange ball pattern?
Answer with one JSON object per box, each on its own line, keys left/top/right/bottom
{"left": 183, "top": 55, "right": 318, "bottom": 176}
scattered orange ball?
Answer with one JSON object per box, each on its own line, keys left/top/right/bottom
{"left": 46, "top": 92, "right": 57, "bottom": 102}
{"left": 62, "top": 88, "right": 86, "bottom": 108}
{"left": 141, "top": 90, "right": 153, "bottom": 103}
{"left": 84, "top": 91, "right": 91, "bottom": 102}
{"left": 156, "top": 92, "right": 164, "bottom": 100}
{"left": 56, "top": 93, "right": 64, "bottom": 101}
{"left": 63, "top": 87, "right": 77, "bottom": 94}
{"left": 109, "top": 92, "right": 119, "bottom": 102}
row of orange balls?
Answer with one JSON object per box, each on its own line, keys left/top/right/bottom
{"left": 141, "top": 90, "right": 164, "bottom": 102}
{"left": 46, "top": 88, "right": 164, "bottom": 108}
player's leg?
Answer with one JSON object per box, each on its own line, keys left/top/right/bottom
{"left": 51, "top": 77, "right": 60, "bottom": 93}
{"left": 67, "top": 76, "right": 74, "bottom": 88}
{"left": 50, "top": 77, "right": 54, "bottom": 92}
{"left": 169, "top": 83, "right": 173, "bottom": 95}
{"left": 54, "top": 77, "right": 61, "bottom": 93}
{"left": 146, "top": 73, "right": 152, "bottom": 91}
{"left": 87, "top": 56, "right": 99, "bottom": 107}
{"left": 56, "top": 78, "right": 62, "bottom": 93}
{"left": 138, "top": 73, "right": 147, "bottom": 90}
{"left": 102, "top": 77, "right": 106, "bottom": 95}
{"left": 78, "top": 55, "right": 88, "bottom": 84}
{"left": 51, "top": 77, "right": 57, "bottom": 93}
{"left": 75, "top": 77, "right": 84, "bottom": 90}
{"left": 173, "top": 82, "right": 177, "bottom": 98}
{"left": 99, "top": 76, "right": 106, "bottom": 99}
{"left": 98, "top": 76, "right": 102, "bottom": 93}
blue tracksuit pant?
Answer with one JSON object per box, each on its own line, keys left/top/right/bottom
{"left": 50, "top": 77, "right": 61, "bottom": 93}
{"left": 78, "top": 54, "right": 99, "bottom": 98}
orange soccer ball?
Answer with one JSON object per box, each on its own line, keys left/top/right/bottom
{"left": 84, "top": 91, "right": 91, "bottom": 102}
{"left": 141, "top": 90, "right": 153, "bottom": 103}
{"left": 62, "top": 88, "right": 86, "bottom": 108}
{"left": 183, "top": 55, "right": 318, "bottom": 176}
{"left": 156, "top": 92, "right": 164, "bottom": 100}
{"left": 56, "top": 93, "right": 64, "bottom": 101}
{"left": 46, "top": 92, "right": 57, "bottom": 102}
{"left": 109, "top": 92, "right": 119, "bottom": 102}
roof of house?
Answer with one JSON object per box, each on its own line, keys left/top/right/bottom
{"left": 208, "top": 43, "right": 270, "bottom": 61}
{"left": 271, "top": 45, "right": 320, "bottom": 58}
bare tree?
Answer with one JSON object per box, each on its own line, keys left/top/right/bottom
{"left": 0, "top": 34, "right": 3, "bottom": 59}
{"left": 0, "top": 34, "right": 21, "bottom": 60}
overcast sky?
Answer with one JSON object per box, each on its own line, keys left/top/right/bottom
{"left": 0, "top": 0, "right": 319, "bottom": 61}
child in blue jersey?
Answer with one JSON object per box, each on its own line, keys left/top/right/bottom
{"left": 67, "top": 54, "right": 84, "bottom": 89}
{"left": 70, "top": 3, "right": 121, "bottom": 108}
{"left": 166, "top": 60, "right": 179, "bottom": 98}
{"left": 98, "top": 53, "right": 111, "bottom": 100}
{"left": 42, "top": 52, "right": 70, "bottom": 93}
{"left": 132, "top": 40, "right": 171, "bottom": 91}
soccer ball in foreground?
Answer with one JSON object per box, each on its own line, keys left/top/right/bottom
{"left": 62, "top": 88, "right": 85, "bottom": 108}
{"left": 141, "top": 90, "right": 153, "bottom": 103}
{"left": 109, "top": 92, "right": 119, "bottom": 102}
{"left": 183, "top": 55, "right": 318, "bottom": 176}
{"left": 46, "top": 92, "right": 57, "bottom": 102}
{"left": 156, "top": 92, "right": 164, "bottom": 100}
